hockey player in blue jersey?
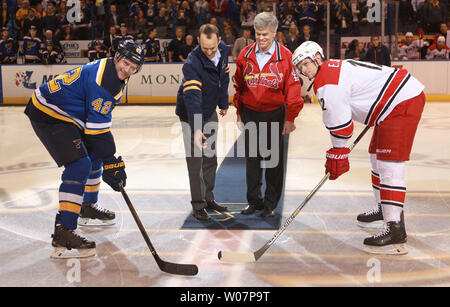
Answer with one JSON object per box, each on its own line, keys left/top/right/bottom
{"left": 23, "top": 25, "right": 42, "bottom": 63}
{"left": 24, "top": 40, "right": 144, "bottom": 259}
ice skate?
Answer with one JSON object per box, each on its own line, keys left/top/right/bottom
{"left": 363, "top": 219, "right": 408, "bottom": 255}
{"left": 78, "top": 202, "right": 116, "bottom": 226}
{"left": 51, "top": 215, "right": 96, "bottom": 259}
{"left": 357, "top": 204, "right": 384, "bottom": 230}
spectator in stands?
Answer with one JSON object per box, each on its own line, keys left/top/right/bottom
{"left": 232, "top": 27, "right": 254, "bottom": 60}
{"left": 279, "top": 0, "right": 297, "bottom": 34}
{"left": 398, "top": 0, "right": 417, "bottom": 34}
{"left": 103, "top": 4, "right": 123, "bottom": 35}
{"left": 143, "top": 27, "right": 161, "bottom": 62}
{"left": 181, "top": 1, "right": 198, "bottom": 36}
{"left": 298, "top": 24, "right": 318, "bottom": 45}
{"left": 23, "top": 25, "right": 42, "bottom": 63}
{"left": 285, "top": 23, "right": 301, "bottom": 53}
{"left": 5, "top": 14, "right": 19, "bottom": 41}
{"left": 72, "top": 0, "right": 91, "bottom": 40}
{"left": 175, "top": 8, "right": 189, "bottom": 34}
{"left": 333, "top": 0, "right": 353, "bottom": 34}
{"left": 43, "top": 29, "right": 62, "bottom": 53}
{"left": 0, "top": 26, "right": 17, "bottom": 63}
{"left": 223, "top": 26, "right": 235, "bottom": 47}
{"left": 363, "top": 35, "right": 391, "bottom": 66}
{"left": 276, "top": 31, "right": 287, "bottom": 46}
{"left": 240, "top": 1, "right": 256, "bottom": 29}
{"left": 398, "top": 31, "right": 429, "bottom": 59}
{"left": 344, "top": 38, "right": 366, "bottom": 60}
{"left": 426, "top": 35, "right": 450, "bottom": 59}
{"left": 144, "top": 0, "right": 157, "bottom": 24}
{"left": 153, "top": 7, "right": 169, "bottom": 38}
{"left": 209, "top": 0, "right": 228, "bottom": 27}
{"left": 129, "top": 0, "right": 141, "bottom": 20}
{"left": 168, "top": 26, "right": 185, "bottom": 62}
{"left": 22, "top": 5, "right": 42, "bottom": 38}
{"left": 102, "top": 25, "right": 117, "bottom": 56}
{"left": 56, "top": 0, "right": 69, "bottom": 29}
{"left": 179, "top": 34, "right": 195, "bottom": 62}
{"left": 134, "top": 8, "right": 149, "bottom": 39}
{"left": 87, "top": 40, "right": 107, "bottom": 62}
{"left": 0, "top": 1, "right": 11, "bottom": 28}
{"left": 209, "top": 16, "right": 222, "bottom": 36}
{"left": 16, "top": 0, "right": 40, "bottom": 38}
{"left": 194, "top": 0, "right": 210, "bottom": 27}
{"left": 42, "top": 2, "right": 60, "bottom": 37}
{"left": 422, "top": 0, "right": 447, "bottom": 34}
{"left": 58, "top": 25, "right": 76, "bottom": 41}
{"left": 348, "top": 0, "right": 361, "bottom": 35}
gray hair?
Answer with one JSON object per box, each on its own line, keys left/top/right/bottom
{"left": 254, "top": 12, "right": 278, "bottom": 32}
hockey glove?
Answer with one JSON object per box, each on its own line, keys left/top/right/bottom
{"left": 102, "top": 156, "right": 127, "bottom": 191}
{"left": 325, "top": 147, "right": 350, "bottom": 180}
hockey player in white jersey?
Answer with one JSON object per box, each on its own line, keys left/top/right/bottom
{"left": 398, "top": 32, "right": 428, "bottom": 60}
{"left": 292, "top": 41, "right": 426, "bottom": 255}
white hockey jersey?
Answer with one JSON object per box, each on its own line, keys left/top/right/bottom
{"left": 398, "top": 39, "right": 426, "bottom": 60}
{"left": 425, "top": 45, "right": 450, "bottom": 59}
{"left": 313, "top": 59, "right": 424, "bottom": 146}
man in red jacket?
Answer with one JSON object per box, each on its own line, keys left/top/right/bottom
{"left": 234, "top": 12, "right": 304, "bottom": 218}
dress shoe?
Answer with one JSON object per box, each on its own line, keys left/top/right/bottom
{"left": 260, "top": 207, "right": 274, "bottom": 218}
{"left": 193, "top": 208, "right": 211, "bottom": 221}
{"left": 241, "top": 204, "right": 263, "bottom": 215}
{"left": 206, "top": 200, "right": 227, "bottom": 211}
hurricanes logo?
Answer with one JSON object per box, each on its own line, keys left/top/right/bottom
{"left": 15, "top": 71, "right": 37, "bottom": 89}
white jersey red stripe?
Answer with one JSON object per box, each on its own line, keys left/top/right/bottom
{"left": 365, "top": 68, "right": 410, "bottom": 126}
{"left": 313, "top": 59, "right": 424, "bottom": 147}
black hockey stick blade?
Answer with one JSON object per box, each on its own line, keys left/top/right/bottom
{"left": 218, "top": 126, "right": 371, "bottom": 263}
{"left": 119, "top": 185, "right": 199, "bottom": 276}
{"left": 154, "top": 254, "right": 199, "bottom": 276}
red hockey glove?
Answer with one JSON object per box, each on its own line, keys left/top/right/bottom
{"left": 325, "top": 147, "right": 350, "bottom": 180}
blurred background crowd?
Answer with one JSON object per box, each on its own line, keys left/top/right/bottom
{"left": 0, "top": 0, "right": 448, "bottom": 64}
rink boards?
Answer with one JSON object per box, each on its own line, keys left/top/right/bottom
{"left": 0, "top": 60, "right": 449, "bottom": 104}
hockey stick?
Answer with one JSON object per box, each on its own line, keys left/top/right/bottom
{"left": 119, "top": 185, "right": 199, "bottom": 276}
{"left": 218, "top": 125, "right": 371, "bottom": 263}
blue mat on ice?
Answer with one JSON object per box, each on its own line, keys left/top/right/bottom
{"left": 181, "top": 134, "right": 289, "bottom": 230}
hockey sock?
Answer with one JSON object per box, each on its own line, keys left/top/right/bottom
{"left": 59, "top": 156, "right": 92, "bottom": 229}
{"left": 83, "top": 153, "right": 102, "bottom": 204}
{"left": 378, "top": 160, "right": 406, "bottom": 223}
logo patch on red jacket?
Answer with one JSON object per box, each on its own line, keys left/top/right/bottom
{"left": 243, "top": 62, "right": 284, "bottom": 89}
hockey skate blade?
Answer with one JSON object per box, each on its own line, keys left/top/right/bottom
{"left": 357, "top": 220, "right": 385, "bottom": 231}
{"left": 363, "top": 243, "right": 408, "bottom": 255}
{"left": 50, "top": 247, "right": 96, "bottom": 259}
{"left": 78, "top": 217, "right": 115, "bottom": 227}
{"left": 218, "top": 250, "right": 256, "bottom": 263}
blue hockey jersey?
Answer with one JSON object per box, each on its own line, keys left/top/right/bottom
{"left": 29, "top": 58, "right": 127, "bottom": 136}
{"left": 23, "top": 35, "right": 42, "bottom": 62}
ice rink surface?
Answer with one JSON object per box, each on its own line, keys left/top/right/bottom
{"left": 0, "top": 102, "right": 449, "bottom": 287}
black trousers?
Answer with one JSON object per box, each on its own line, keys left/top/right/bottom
{"left": 181, "top": 112, "right": 218, "bottom": 210}
{"left": 240, "top": 105, "right": 286, "bottom": 210}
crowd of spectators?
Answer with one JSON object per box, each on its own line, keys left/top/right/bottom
{"left": 0, "top": 0, "right": 448, "bottom": 64}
